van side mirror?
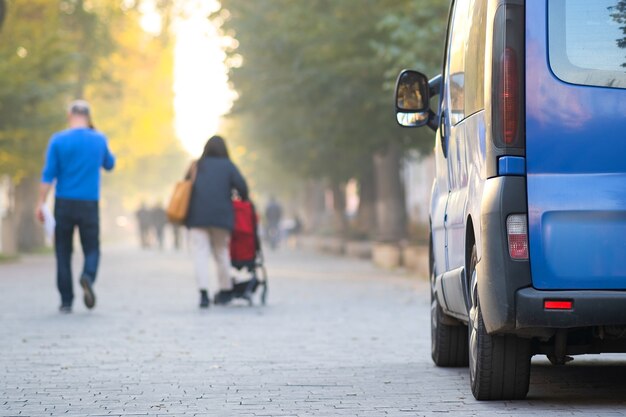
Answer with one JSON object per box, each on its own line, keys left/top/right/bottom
{"left": 395, "top": 70, "right": 430, "bottom": 127}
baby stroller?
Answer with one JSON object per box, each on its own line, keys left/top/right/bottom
{"left": 229, "top": 199, "right": 268, "bottom": 305}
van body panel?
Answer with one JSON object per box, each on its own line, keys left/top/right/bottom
{"left": 516, "top": 288, "right": 626, "bottom": 329}
{"left": 440, "top": 0, "right": 469, "bottom": 280}
{"left": 478, "top": 176, "right": 531, "bottom": 333}
{"left": 447, "top": 111, "right": 487, "bottom": 270}
{"left": 439, "top": 266, "right": 468, "bottom": 318}
{"left": 525, "top": 1, "right": 626, "bottom": 290}
{"left": 427, "top": 1, "right": 490, "bottom": 320}
{"left": 436, "top": 0, "right": 489, "bottom": 309}
{"left": 431, "top": 129, "right": 450, "bottom": 277}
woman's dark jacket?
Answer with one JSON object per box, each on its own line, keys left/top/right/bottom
{"left": 185, "top": 157, "right": 248, "bottom": 231}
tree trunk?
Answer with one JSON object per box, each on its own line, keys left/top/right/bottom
{"left": 330, "top": 181, "right": 347, "bottom": 236}
{"left": 1, "top": 211, "right": 17, "bottom": 255}
{"left": 302, "top": 179, "right": 326, "bottom": 232}
{"left": 373, "top": 144, "right": 407, "bottom": 243}
{"left": 0, "top": 177, "right": 17, "bottom": 255}
{"left": 356, "top": 161, "right": 376, "bottom": 238}
{"left": 0, "top": 0, "right": 6, "bottom": 31}
{"left": 14, "top": 176, "right": 45, "bottom": 252}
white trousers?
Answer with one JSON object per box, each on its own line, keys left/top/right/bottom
{"left": 189, "top": 227, "right": 233, "bottom": 292}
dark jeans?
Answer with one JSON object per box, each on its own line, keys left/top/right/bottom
{"left": 54, "top": 199, "right": 100, "bottom": 306}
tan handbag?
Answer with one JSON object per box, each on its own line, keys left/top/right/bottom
{"left": 166, "top": 162, "right": 197, "bottom": 223}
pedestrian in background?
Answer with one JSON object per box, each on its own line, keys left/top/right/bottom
{"left": 264, "top": 195, "right": 283, "bottom": 250}
{"left": 36, "top": 100, "right": 115, "bottom": 313}
{"left": 135, "top": 202, "right": 150, "bottom": 249}
{"left": 150, "top": 202, "right": 168, "bottom": 250}
{"left": 184, "top": 135, "right": 248, "bottom": 308}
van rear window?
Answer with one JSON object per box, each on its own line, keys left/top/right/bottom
{"left": 549, "top": 0, "right": 626, "bottom": 89}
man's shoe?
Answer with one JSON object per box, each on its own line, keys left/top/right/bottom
{"left": 199, "top": 290, "right": 210, "bottom": 309}
{"left": 79, "top": 275, "right": 96, "bottom": 309}
{"left": 59, "top": 304, "right": 72, "bottom": 314}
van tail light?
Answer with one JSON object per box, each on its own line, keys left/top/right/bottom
{"left": 507, "top": 214, "right": 528, "bottom": 259}
{"left": 501, "top": 47, "right": 519, "bottom": 145}
{"left": 492, "top": 4, "right": 525, "bottom": 149}
{"left": 544, "top": 300, "right": 573, "bottom": 310}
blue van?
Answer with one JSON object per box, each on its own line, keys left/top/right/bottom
{"left": 395, "top": 0, "right": 626, "bottom": 400}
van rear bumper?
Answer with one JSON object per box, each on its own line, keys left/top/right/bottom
{"left": 516, "top": 287, "right": 626, "bottom": 329}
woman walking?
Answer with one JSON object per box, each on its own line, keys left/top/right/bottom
{"left": 185, "top": 135, "right": 248, "bottom": 308}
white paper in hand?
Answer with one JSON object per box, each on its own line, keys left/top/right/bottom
{"left": 42, "top": 205, "right": 56, "bottom": 240}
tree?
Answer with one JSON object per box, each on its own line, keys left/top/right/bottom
{"left": 373, "top": 1, "right": 449, "bottom": 89}
{"left": 215, "top": 0, "right": 447, "bottom": 241}
{"left": 0, "top": 0, "right": 5, "bottom": 30}
{"left": 371, "top": 1, "right": 449, "bottom": 240}
{"left": 0, "top": 0, "right": 185, "bottom": 251}
{"left": 609, "top": 0, "right": 626, "bottom": 67}
{"left": 0, "top": 1, "right": 74, "bottom": 179}
{"left": 88, "top": 3, "right": 186, "bottom": 211}
{"left": 0, "top": 1, "right": 78, "bottom": 251}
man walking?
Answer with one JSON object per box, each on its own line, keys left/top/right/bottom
{"left": 36, "top": 100, "right": 115, "bottom": 313}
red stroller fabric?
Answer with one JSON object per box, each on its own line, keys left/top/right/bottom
{"left": 230, "top": 200, "right": 257, "bottom": 264}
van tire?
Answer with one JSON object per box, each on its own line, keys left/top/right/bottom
{"left": 468, "top": 245, "right": 531, "bottom": 400}
{"left": 430, "top": 237, "right": 469, "bottom": 367}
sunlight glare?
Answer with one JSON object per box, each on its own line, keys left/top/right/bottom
{"left": 138, "top": 1, "right": 162, "bottom": 36}
{"left": 173, "top": 0, "right": 234, "bottom": 156}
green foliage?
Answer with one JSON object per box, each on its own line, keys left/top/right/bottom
{"left": 89, "top": 4, "right": 187, "bottom": 208}
{"left": 0, "top": 1, "right": 72, "bottom": 179}
{"left": 0, "top": 0, "right": 185, "bottom": 209}
{"left": 609, "top": 0, "right": 626, "bottom": 65}
{"left": 373, "top": 1, "right": 450, "bottom": 89}
{"left": 0, "top": 0, "right": 5, "bottom": 29}
{"left": 216, "top": 0, "right": 448, "bottom": 188}
{"left": 0, "top": 0, "right": 119, "bottom": 179}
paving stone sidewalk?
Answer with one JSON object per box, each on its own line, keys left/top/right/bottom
{"left": 1, "top": 245, "right": 626, "bottom": 416}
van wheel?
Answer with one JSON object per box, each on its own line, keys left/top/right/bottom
{"left": 468, "top": 245, "right": 531, "bottom": 400}
{"left": 430, "top": 238, "right": 468, "bottom": 367}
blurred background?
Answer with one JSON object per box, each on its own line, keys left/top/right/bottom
{"left": 0, "top": 0, "right": 447, "bottom": 258}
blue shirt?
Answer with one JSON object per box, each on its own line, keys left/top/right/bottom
{"left": 41, "top": 127, "right": 115, "bottom": 201}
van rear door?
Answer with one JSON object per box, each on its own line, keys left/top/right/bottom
{"left": 525, "top": 0, "right": 626, "bottom": 290}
